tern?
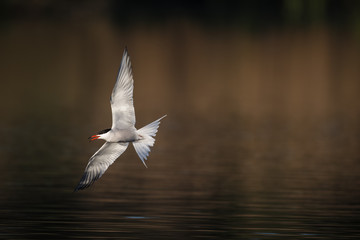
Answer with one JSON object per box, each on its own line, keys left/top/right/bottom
{"left": 75, "top": 48, "right": 166, "bottom": 191}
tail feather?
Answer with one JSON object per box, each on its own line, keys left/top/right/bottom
{"left": 133, "top": 115, "right": 166, "bottom": 167}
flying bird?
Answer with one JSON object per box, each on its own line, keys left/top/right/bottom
{"left": 75, "top": 48, "right": 166, "bottom": 191}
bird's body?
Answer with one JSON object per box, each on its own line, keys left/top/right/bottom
{"left": 75, "top": 48, "right": 166, "bottom": 191}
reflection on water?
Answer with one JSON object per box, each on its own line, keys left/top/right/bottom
{"left": 1, "top": 14, "right": 360, "bottom": 240}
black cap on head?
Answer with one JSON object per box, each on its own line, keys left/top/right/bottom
{"left": 97, "top": 128, "right": 111, "bottom": 135}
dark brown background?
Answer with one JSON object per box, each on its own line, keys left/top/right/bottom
{"left": 0, "top": 1, "right": 360, "bottom": 239}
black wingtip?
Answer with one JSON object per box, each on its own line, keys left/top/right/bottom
{"left": 73, "top": 183, "right": 88, "bottom": 192}
{"left": 74, "top": 183, "right": 84, "bottom": 192}
{"left": 74, "top": 174, "right": 89, "bottom": 192}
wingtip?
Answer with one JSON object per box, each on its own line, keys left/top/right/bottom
{"left": 74, "top": 182, "right": 91, "bottom": 192}
{"left": 123, "top": 46, "right": 129, "bottom": 56}
{"left": 74, "top": 173, "right": 93, "bottom": 192}
{"left": 142, "top": 159, "right": 148, "bottom": 168}
{"left": 74, "top": 183, "right": 85, "bottom": 192}
{"left": 158, "top": 114, "right": 167, "bottom": 121}
{"left": 120, "top": 46, "right": 131, "bottom": 68}
{"left": 73, "top": 185, "right": 81, "bottom": 192}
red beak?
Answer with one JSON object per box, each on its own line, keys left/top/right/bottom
{"left": 88, "top": 135, "right": 100, "bottom": 142}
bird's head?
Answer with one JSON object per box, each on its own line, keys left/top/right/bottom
{"left": 88, "top": 128, "right": 111, "bottom": 142}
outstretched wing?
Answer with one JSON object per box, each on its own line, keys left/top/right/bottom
{"left": 111, "top": 48, "right": 136, "bottom": 129}
{"left": 75, "top": 142, "right": 129, "bottom": 191}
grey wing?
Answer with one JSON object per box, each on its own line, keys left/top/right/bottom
{"left": 75, "top": 142, "right": 129, "bottom": 191}
{"left": 111, "top": 48, "right": 136, "bottom": 129}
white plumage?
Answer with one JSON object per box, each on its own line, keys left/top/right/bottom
{"left": 75, "top": 48, "right": 166, "bottom": 191}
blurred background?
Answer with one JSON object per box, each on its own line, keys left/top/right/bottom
{"left": 1, "top": 0, "right": 360, "bottom": 239}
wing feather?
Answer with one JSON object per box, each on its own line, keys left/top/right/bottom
{"left": 110, "top": 48, "right": 136, "bottom": 129}
{"left": 75, "top": 142, "right": 129, "bottom": 191}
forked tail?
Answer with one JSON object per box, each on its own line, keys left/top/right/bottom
{"left": 133, "top": 115, "right": 166, "bottom": 167}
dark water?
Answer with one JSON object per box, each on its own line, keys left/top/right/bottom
{"left": 1, "top": 10, "right": 360, "bottom": 240}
